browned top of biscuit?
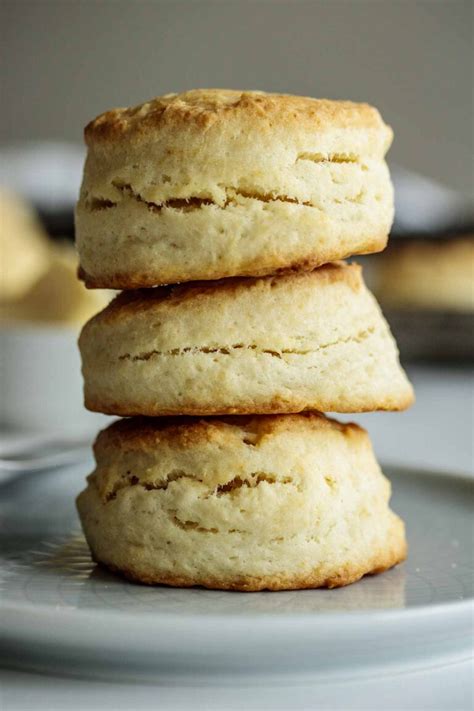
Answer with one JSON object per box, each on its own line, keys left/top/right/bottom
{"left": 89, "top": 262, "right": 362, "bottom": 325}
{"left": 85, "top": 89, "right": 389, "bottom": 145}
{"left": 94, "top": 412, "right": 366, "bottom": 457}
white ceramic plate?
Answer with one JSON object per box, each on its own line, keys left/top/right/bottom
{"left": 0, "top": 461, "right": 472, "bottom": 683}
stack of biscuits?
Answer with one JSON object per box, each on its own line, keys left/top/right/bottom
{"left": 75, "top": 90, "right": 413, "bottom": 591}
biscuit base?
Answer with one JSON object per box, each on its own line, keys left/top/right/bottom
{"left": 77, "top": 233, "right": 387, "bottom": 291}
{"left": 94, "top": 542, "right": 406, "bottom": 592}
{"left": 84, "top": 394, "right": 414, "bottom": 417}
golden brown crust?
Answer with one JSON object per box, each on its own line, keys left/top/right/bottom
{"left": 93, "top": 412, "right": 366, "bottom": 456}
{"left": 95, "top": 541, "right": 407, "bottom": 591}
{"left": 85, "top": 261, "right": 362, "bottom": 325}
{"left": 85, "top": 89, "right": 390, "bottom": 146}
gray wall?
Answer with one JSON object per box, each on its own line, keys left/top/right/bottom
{"left": 1, "top": 0, "right": 472, "bottom": 194}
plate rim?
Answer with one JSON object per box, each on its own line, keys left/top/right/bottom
{"left": 1, "top": 464, "right": 473, "bottom": 681}
{"left": 1, "top": 464, "right": 472, "bottom": 626}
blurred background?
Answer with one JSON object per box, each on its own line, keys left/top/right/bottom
{"left": 1, "top": 0, "right": 473, "bottom": 193}
{"left": 0, "top": 0, "right": 472, "bottom": 470}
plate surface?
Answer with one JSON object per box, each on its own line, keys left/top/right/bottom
{"left": 0, "top": 461, "right": 472, "bottom": 682}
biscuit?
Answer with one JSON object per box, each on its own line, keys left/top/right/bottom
{"left": 76, "top": 89, "right": 394, "bottom": 288}
{"left": 0, "top": 243, "right": 112, "bottom": 326}
{"left": 374, "top": 237, "right": 474, "bottom": 312}
{"left": 0, "top": 189, "right": 50, "bottom": 301}
{"left": 76, "top": 413, "right": 406, "bottom": 591}
{"left": 79, "top": 262, "right": 414, "bottom": 416}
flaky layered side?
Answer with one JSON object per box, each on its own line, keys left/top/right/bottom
{"left": 79, "top": 262, "right": 414, "bottom": 416}
{"left": 76, "top": 413, "right": 406, "bottom": 591}
{"left": 76, "top": 89, "right": 394, "bottom": 287}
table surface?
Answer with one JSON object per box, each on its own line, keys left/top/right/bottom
{"left": 1, "top": 364, "right": 473, "bottom": 711}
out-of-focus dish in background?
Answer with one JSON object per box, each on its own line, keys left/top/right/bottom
{"left": 363, "top": 165, "right": 474, "bottom": 363}
{"left": 370, "top": 236, "right": 474, "bottom": 362}
{"left": 0, "top": 183, "right": 111, "bottom": 433}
